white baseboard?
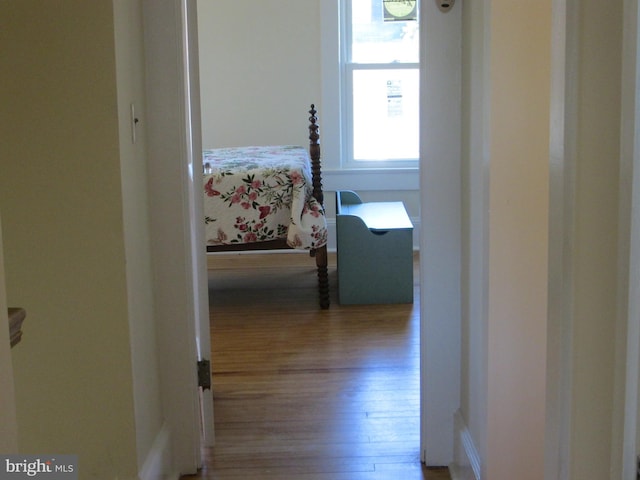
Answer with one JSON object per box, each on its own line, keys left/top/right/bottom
{"left": 452, "top": 410, "right": 481, "bottom": 480}
{"left": 448, "top": 463, "right": 465, "bottom": 480}
{"left": 139, "top": 424, "right": 176, "bottom": 480}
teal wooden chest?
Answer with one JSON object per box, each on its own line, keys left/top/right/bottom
{"left": 336, "top": 190, "right": 414, "bottom": 305}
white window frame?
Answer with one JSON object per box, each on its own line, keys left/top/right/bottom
{"left": 341, "top": 0, "right": 420, "bottom": 169}
{"left": 320, "top": 0, "right": 419, "bottom": 191}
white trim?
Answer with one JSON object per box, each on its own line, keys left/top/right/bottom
{"left": 341, "top": 0, "right": 420, "bottom": 169}
{"left": 323, "top": 168, "right": 419, "bottom": 191}
{"left": 320, "top": 0, "right": 342, "bottom": 172}
{"left": 420, "top": 0, "right": 461, "bottom": 465}
{"left": 545, "top": 0, "right": 576, "bottom": 478}
{"left": 138, "top": 424, "right": 176, "bottom": 480}
{"left": 184, "top": 0, "right": 215, "bottom": 448}
{"left": 320, "top": 0, "right": 420, "bottom": 172}
{"left": 451, "top": 410, "right": 481, "bottom": 480}
{"left": 142, "top": 0, "right": 202, "bottom": 474}
{"left": 622, "top": 0, "right": 640, "bottom": 477}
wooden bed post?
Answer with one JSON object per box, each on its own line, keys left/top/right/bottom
{"left": 309, "top": 104, "right": 323, "bottom": 206}
{"left": 309, "top": 104, "right": 330, "bottom": 309}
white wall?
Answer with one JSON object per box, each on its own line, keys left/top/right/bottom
{"left": 197, "top": 0, "right": 321, "bottom": 149}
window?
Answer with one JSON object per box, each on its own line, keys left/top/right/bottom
{"left": 343, "top": 0, "right": 420, "bottom": 167}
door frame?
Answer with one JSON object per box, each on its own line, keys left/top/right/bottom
{"left": 183, "top": 0, "right": 215, "bottom": 448}
{"left": 146, "top": 0, "right": 466, "bottom": 470}
{"left": 621, "top": 0, "right": 640, "bottom": 476}
{"left": 142, "top": 0, "right": 213, "bottom": 473}
{"left": 419, "top": 0, "right": 462, "bottom": 465}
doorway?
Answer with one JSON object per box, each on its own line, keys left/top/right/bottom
{"left": 147, "top": 0, "right": 463, "bottom": 470}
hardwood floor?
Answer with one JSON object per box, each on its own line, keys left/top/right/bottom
{"left": 187, "top": 252, "right": 450, "bottom": 480}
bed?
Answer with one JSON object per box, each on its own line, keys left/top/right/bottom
{"left": 203, "top": 105, "right": 330, "bottom": 309}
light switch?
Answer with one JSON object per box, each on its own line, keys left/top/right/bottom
{"left": 130, "top": 103, "right": 139, "bottom": 144}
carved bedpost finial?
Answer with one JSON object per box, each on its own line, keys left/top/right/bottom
{"left": 308, "top": 104, "right": 319, "bottom": 144}
{"left": 308, "top": 104, "right": 323, "bottom": 208}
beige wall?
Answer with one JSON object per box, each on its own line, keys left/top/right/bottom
{"left": 486, "top": 3, "right": 551, "bottom": 478}
{"left": 0, "top": 1, "right": 158, "bottom": 477}
{"left": 569, "top": 1, "right": 623, "bottom": 477}
{"left": 0, "top": 216, "right": 18, "bottom": 453}
{"left": 458, "top": 1, "right": 626, "bottom": 478}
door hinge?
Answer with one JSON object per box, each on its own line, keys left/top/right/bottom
{"left": 197, "top": 359, "right": 211, "bottom": 390}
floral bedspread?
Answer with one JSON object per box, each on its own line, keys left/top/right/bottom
{"left": 202, "top": 145, "right": 327, "bottom": 250}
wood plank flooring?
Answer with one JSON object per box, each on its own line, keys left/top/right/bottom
{"left": 187, "top": 252, "right": 450, "bottom": 480}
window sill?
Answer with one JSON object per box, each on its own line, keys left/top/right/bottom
{"left": 323, "top": 167, "right": 419, "bottom": 191}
